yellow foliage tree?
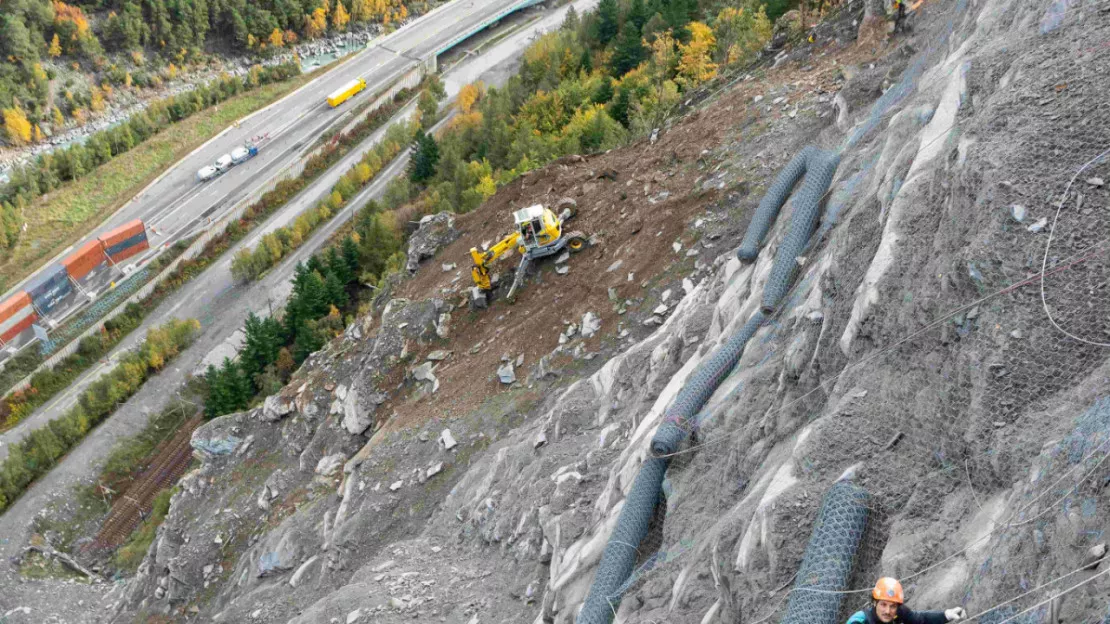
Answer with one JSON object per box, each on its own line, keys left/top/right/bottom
{"left": 51, "top": 106, "right": 64, "bottom": 127}
{"left": 332, "top": 0, "right": 350, "bottom": 30}
{"left": 349, "top": 0, "right": 373, "bottom": 21}
{"left": 3, "top": 108, "right": 33, "bottom": 146}
{"left": 676, "top": 22, "right": 717, "bottom": 88}
{"left": 166, "top": 62, "right": 178, "bottom": 79}
{"left": 53, "top": 1, "right": 91, "bottom": 36}
{"left": 650, "top": 29, "right": 678, "bottom": 78}
{"left": 305, "top": 8, "right": 328, "bottom": 38}
{"left": 90, "top": 86, "right": 106, "bottom": 112}
{"left": 713, "top": 4, "right": 772, "bottom": 66}
{"left": 48, "top": 34, "right": 62, "bottom": 57}
{"left": 269, "top": 28, "right": 284, "bottom": 47}
{"left": 33, "top": 125, "right": 44, "bottom": 142}
{"left": 355, "top": 162, "right": 372, "bottom": 184}
{"left": 456, "top": 82, "right": 484, "bottom": 114}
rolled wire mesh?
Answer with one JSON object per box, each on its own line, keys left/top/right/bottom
{"left": 761, "top": 149, "right": 842, "bottom": 314}
{"left": 577, "top": 457, "right": 670, "bottom": 624}
{"left": 737, "top": 147, "right": 818, "bottom": 262}
{"left": 780, "top": 481, "right": 871, "bottom": 624}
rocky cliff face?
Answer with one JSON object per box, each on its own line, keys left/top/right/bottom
{"left": 115, "top": 0, "right": 1110, "bottom": 621}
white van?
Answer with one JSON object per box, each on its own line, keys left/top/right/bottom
{"left": 214, "top": 154, "right": 233, "bottom": 172}
{"left": 196, "top": 165, "right": 218, "bottom": 182}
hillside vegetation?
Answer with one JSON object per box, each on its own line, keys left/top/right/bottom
{"left": 0, "top": 0, "right": 417, "bottom": 148}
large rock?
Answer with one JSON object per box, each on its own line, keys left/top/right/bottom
{"left": 191, "top": 413, "right": 245, "bottom": 458}
{"left": 405, "top": 212, "right": 459, "bottom": 273}
{"left": 261, "top": 394, "right": 295, "bottom": 422}
{"left": 341, "top": 389, "right": 371, "bottom": 435}
{"left": 257, "top": 527, "right": 308, "bottom": 577}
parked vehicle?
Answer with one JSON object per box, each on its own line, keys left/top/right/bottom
{"left": 326, "top": 78, "right": 367, "bottom": 108}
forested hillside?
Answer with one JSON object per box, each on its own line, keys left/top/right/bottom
{"left": 0, "top": 0, "right": 415, "bottom": 146}
{"left": 394, "top": 0, "right": 778, "bottom": 216}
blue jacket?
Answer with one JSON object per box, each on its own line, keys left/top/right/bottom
{"left": 847, "top": 605, "right": 948, "bottom": 624}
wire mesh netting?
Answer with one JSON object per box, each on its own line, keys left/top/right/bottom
{"left": 573, "top": 0, "right": 1110, "bottom": 620}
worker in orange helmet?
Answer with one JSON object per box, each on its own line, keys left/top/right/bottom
{"left": 845, "top": 578, "right": 967, "bottom": 624}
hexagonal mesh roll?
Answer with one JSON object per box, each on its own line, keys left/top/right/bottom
{"left": 761, "top": 149, "right": 841, "bottom": 314}
{"left": 780, "top": 481, "right": 871, "bottom": 624}
{"left": 737, "top": 146, "right": 818, "bottom": 262}
{"left": 576, "top": 456, "right": 670, "bottom": 624}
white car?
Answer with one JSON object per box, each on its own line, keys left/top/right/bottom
{"left": 214, "top": 154, "right": 233, "bottom": 172}
{"left": 196, "top": 165, "right": 218, "bottom": 182}
{"left": 230, "top": 146, "right": 251, "bottom": 164}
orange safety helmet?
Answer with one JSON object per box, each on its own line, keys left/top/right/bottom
{"left": 872, "top": 577, "right": 905, "bottom": 604}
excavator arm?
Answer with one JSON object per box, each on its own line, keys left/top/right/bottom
{"left": 470, "top": 231, "right": 521, "bottom": 291}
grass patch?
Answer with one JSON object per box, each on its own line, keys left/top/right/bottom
{"left": 0, "top": 69, "right": 321, "bottom": 293}
{"left": 18, "top": 548, "right": 91, "bottom": 582}
{"left": 114, "top": 487, "right": 173, "bottom": 573}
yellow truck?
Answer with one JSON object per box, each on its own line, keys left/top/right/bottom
{"left": 326, "top": 78, "right": 367, "bottom": 107}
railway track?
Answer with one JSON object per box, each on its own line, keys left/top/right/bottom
{"left": 90, "top": 415, "right": 202, "bottom": 551}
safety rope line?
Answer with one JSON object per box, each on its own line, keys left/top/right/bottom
{"left": 965, "top": 565, "right": 1110, "bottom": 624}
{"left": 1039, "top": 145, "right": 1110, "bottom": 347}
{"left": 657, "top": 235, "right": 1110, "bottom": 461}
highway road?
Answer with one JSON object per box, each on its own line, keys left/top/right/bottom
{"left": 0, "top": 0, "right": 539, "bottom": 325}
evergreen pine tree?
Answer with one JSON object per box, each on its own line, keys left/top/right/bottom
{"left": 204, "top": 364, "right": 227, "bottom": 419}
{"left": 341, "top": 237, "right": 360, "bottom": 280}
{"left": 612, "top": 25, "right": 646, "bottom": 76}
{"left": 408, "top": 132, "right": 439, "bottom": 183}
{"left": 593, "top": 78, "right": 615, "bottom": 104}
{"left": 562, "top": 5, "right": 579, "bottom": 31}
{"left": 292, "top": 321, "right": 325, "bottom": 363}
{"left": 326, "top": 246, "right": 353, "bottom": 284}
{"left": 595, "top": 0, "right": 620, "bottom": 45}
{"left": 610, "top": 86, "right": 632, "bottom": 128}
{"left": 324, "top": 270, "right": 348, "bottom": 309}
{"left": 579, "top": 48, "right": 594, "bottom": 75}
{"left": 627, "top": 0, "right": 649, "bottom": 32}
{"left": 305, "top": 255, "right": 326, "bottom": 277}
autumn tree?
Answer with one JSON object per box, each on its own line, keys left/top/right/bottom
{"left": 713, "top": 4, "right": 772, "bottom": 65}
{"left": 269, "top": 28, "right": 284, "bottom": 47}
{"left": 48, "top": 34, "right": 62, "bottom": 57}
{"left": 3, "top": 108, "right": 32, "bottom": 146}
{"left": 457, "top": 82, "right": 484, "bottom": 114}
{"left": 676, "top": 22, "right": 717, "bottom": 88}
{"left": 332, "top": 0, "right": 350, "bottom": 30}
{"left": 304, "top": 7, "right": 328, "bottom": 38}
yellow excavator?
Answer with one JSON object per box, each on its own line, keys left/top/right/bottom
{"left": 469, "top": 203, "right": 587, "bottom": 306}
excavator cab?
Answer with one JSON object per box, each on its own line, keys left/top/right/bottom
{"left": 468, "top": 204, "right": 588, "bottom": 307}
{"left": 513, "top": 205, "right": 561, "bottom": 253}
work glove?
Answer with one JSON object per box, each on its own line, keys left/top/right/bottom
{"left": 945, "top": 607, "right": 967, "bottom": 621}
